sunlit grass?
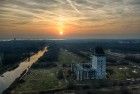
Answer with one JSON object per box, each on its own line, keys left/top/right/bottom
{"left": 58, "top": 49, "right": 85, "bottom": 64}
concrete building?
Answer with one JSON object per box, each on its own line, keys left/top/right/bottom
{"left": 72, "top": 47, "right": 106, "bottom": 80}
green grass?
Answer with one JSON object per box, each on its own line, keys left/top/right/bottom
{"left": 14, "top": 68, "right": 66, "bottom": 93}
{"left": 58, "top": 49, "right": 85, "bottom": 64}
{"left": 108, "top": 66, "right": 140, "bottom": 80}
{"left": 13, "top": 49, "right": 87, "bottom": 93}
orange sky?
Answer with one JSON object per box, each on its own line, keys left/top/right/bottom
{"left": 0, "top": 0, "right": 140, "bottom": 39}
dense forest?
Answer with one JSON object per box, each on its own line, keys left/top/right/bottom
{"left": 55, "top": 39, "right": 140, "bottom": 54}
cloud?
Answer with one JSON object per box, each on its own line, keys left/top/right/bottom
{"left": 128, "top": 0, "right": 140, "bottom": 5}
{"left": 0, "top": 0, "right": 139, "bottom": 38}
{"left": 66, "top": 0, "right": 80, "bottom": 13}
{"left": 0, "top": 0, "right": 139, "bottom": 21}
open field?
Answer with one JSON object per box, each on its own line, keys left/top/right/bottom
{"left": 107, "top": 65, "right": 140, "bottom": 80}
{"left": 58, "top": 49, "right": 87, "bottom": 65}
{"left": 12, "top": 49, "right": 80, "bottom": 93}
{"left": 13, "top": 68, "right": 66, "bottom": 93}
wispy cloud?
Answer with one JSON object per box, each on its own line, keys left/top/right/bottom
{"left": 66, "top": 0, "right": 80, "bottom": 14}
{"left": 0, "top": 0, "right": 140, "bottom": 38}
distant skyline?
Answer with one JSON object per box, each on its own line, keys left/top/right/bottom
{"left": 0, "top": 0, "right": 140, "bottom": 39}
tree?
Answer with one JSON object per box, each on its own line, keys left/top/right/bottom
{"left": 57, "top": 69, "right": 64, "bottom": 80}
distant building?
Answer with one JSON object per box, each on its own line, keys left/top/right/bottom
{"left": 0, "top": 54, "right": 3, "bottom": 65}
{"left": 14, "top": 38, "right": 16, "bottom": 41}
{"left": 72, "top": 47, "right": 106, "bottom": 80}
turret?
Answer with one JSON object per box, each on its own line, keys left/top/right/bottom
{"left": 91, "top": 47, "right": 106, "bottom": 79}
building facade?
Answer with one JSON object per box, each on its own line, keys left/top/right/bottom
{"left": 72, "top": 47, "right": 106, "bottom": 80}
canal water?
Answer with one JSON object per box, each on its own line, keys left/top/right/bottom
{"left": 0, "top": 47, "right": 47, "bottom": 94}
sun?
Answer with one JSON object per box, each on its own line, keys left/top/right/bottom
{"left": 59, "top": 31, "right": 63, "bottom": 35}
{"left": 57, "top": 16, "right": 65, "bottom": 36}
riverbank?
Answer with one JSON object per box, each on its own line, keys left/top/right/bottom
{"left": 0, "top": 58, "right": 27, "bottom": 75}
{"left": 0, "top": 48, "right": 47, "bottom": 94}
{"left": 9, "top": 49, "right": 84, "bottom": 93}
{"left": 0, "top": 40, "right": 46, "bottom": 75}
{"left": 2, "top": 69, "right": 27, "bottom": 94}
{"left": 0, "top": 64, "right": 19, "bottom": 76}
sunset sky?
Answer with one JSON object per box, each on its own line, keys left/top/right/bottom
{"left": 0, "top": 0, "right": 140, "bottom": 39}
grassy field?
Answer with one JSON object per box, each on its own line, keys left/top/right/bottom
{"left": 108, "top": 65, "right": 140, "bottom": 80}
{"left": 13, "top": 68, "right": 66, "bottom": 93}
{"left": 13, "top": 49, "right": 81, "bottom": 93}
{"left": 58, "top": 49, "right": 86, "bottom": 65}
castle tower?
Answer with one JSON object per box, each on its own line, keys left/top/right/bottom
{"left": 91, "top": 47, "right": 106, "bottom": 79}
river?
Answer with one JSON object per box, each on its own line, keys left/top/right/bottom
{"left": 0, "top": 47, "right": 47, "bottom": 94}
